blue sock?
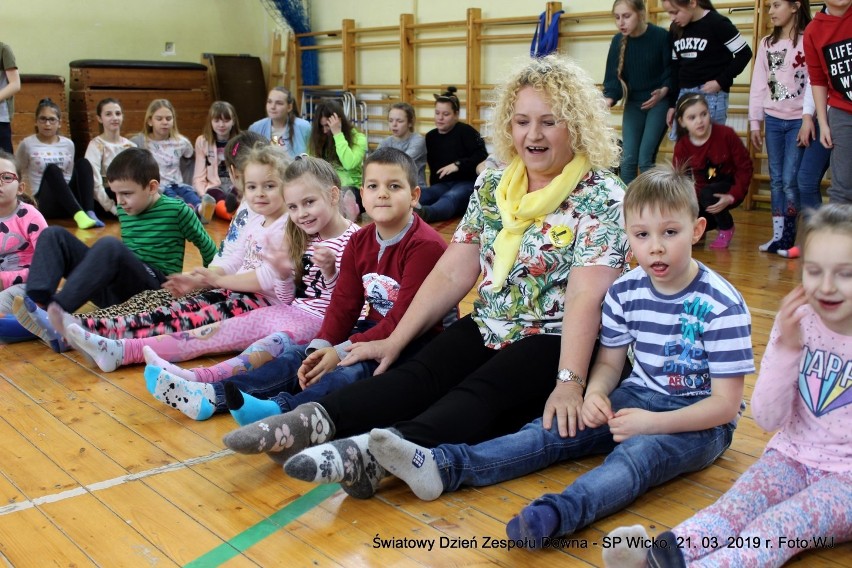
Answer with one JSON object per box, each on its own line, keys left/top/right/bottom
{"left": 24, "top": 297, "right": 69, "bottom": 352}
{"left": 506, "top": 503, "right": 559, "bottom": 548}
{"left": 224, "top": 381, "right": 281, "bottom": 426}
{"left": 86, "top": 210, "right": 105, "bottom": 228}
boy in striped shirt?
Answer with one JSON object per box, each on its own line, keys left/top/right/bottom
{"left": 19, "top": 148, "right": 216, "bottom": 350}
{"left": 365, "top": 165, "right": 755, "bottom": 545}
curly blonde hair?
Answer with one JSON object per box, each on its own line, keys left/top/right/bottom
{"left": 489, "top": 55, "right": 620, "bottom": 170}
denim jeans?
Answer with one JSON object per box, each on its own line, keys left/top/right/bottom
{"left": 419, "top": 180, "right": 475, "bottom": 221}
{"left": 670, "top": 88, "right": 730, "bottom": 140}
{"left": 433, "top": 384, "right": 735, "bottom": 536}
{"left": 210, "top": 343, "right": 379, "bottom": 413}
{"left": 163, "top": 182, "right": 202, "bottom": 208}
{"left": 621, "top": 99, "right": 669, "bottom": 185}
{"left": 764, "top": 115, "right": 804, "bottom": 215}
{"left": 797, "top": 122, "right": 831, "bottom": 212}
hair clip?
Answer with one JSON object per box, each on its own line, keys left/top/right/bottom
{"left": 295, "top": 153, "right": 308, "bottom": 161}
{"left": 231, "top": 142, "right": 240, "bottom": 157}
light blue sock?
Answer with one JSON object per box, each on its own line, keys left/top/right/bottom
{"left": 144, "top": 365, "right": 215, "bottom": 421}
{"left": 224, "top": 381, "right": 281, "bottom": 426}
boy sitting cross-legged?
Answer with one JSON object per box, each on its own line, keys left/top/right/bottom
{"left": 365, "top": 165, "right": 755, "bottom": 542}
{"left": 143, "top": 147, "right": 456, "bottom": 438}
{"left": 15, "top": 147, "right": 217, "bottom": 351}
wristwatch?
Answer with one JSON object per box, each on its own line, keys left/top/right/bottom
{"left": 556, "top": 368, "right": 586, "bottom": 388}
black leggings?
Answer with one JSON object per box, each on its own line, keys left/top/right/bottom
{"left": 699, "top": 181, "right": 738, "bottom": 231}
{"left": 319, "top": 315, "right": 562, "bottom": 447}
{"left": 37, "top": 161, "right": 96, "bottom": 219}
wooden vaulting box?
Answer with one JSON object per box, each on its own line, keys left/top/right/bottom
{"left": 68, "top": 60, "right": 212, "bottom": 156}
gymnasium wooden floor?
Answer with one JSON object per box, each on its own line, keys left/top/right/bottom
{"left": 0, "top": 209, "right": 849, "bottom": 567}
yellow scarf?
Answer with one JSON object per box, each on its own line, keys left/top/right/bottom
{"left": 491, "top": 154, "right": 591, "bottom": 290}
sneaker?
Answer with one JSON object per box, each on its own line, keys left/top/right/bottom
{"left": 709, "top": 227, "right": 735, "bottom": 250}
{"left": 778, "top": 245, "right": 800, "bottom": 259}
{"left": 199, "top": 194, "right": 216, "bottom": 224}
{"left": 214, "top": 199, "right": 232, "bottom": 221}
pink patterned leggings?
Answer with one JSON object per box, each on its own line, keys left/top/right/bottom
{"left": 120, "top": 303, "right": 323, "bottom": 365}
{"left": 674, "top": 448, "right": 852, "bottom": 567}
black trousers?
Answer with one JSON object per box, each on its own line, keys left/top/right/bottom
{"left": 37, "top": 161, "right": 95, "bottom": 219}
{"left": 319, "top": 315, "right": 562, "bottom": 447}
{"left": 699, "top": 181, "right": 738, "bottom": 231}
{"left": 26, "top": 226, "right": 166, "bottom": 312}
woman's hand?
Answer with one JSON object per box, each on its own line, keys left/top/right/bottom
{"left": 797, "top": 115, "right": 815, "bottom": 147}
{"left": 298, "top": 347, "right": 341, "bottom": 388}
{"left": 750, "top": 130, "right": 763, "bottom": 151}
{"left": 608, "top": 407, "right": 656, "bottom": 442}
{"left": 312, "top": 246, "right": 336, "bottom": 280}
{"left": 436, "top": 162, "right": 459, "bottom": 179}
{"left": 776, "top": 285, "right": 808, "bottom": 352}
{"left": 640, "top": 87, "right": 668, "bottom": 111}
{"left": 581, "top": 391, "right": 614, "bottom": 429}
{"left": 327, "top": 113, "right": 342, "bottom": 136}
{"left": 701, "top": 80, "right": 722, "bottom": 94}
{"left": 340, "top": 338, "right": 402, "bottom": 375}
{"left": 666, "top": 107, "right": 676, "bottom": 128}
{"left": 705, "top": 192, "right": 735, "bottom": 214}
{"left": 542, "top": 382, "right": 585, "bottom": 438}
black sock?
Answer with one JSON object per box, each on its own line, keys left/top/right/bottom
{"left": 647, "top": 531, "right": 686, "bottom": 568}
{"left": 224, "top": 381, "right": 245, "bottom": 410}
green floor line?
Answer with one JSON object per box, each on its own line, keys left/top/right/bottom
{"left": 185, "top": 483, "right": 341, "bottom": 567}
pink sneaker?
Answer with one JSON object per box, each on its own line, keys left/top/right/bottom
{"left": 778, "top": 245, "right": 800, "bottom": 259}
{"left": 709, "top": 227, "right": 734, "bottom": 250}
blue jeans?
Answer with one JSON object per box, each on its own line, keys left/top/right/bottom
{"left": 764, "top": 115, "right": 804, "bottom": 215}
{"left": 419, "top": 180, "right": 475, "bottom": 221}
{"left": 670, "top": 88, "right": 729, "bottom": 140}
{"left": 620, "top": 99, "right": 669, "bottom": 185}
{"left": 797, "top": 122, "right": 831, "bottom": 212}
{"left": 162, "top": 182, "right": 202, "bottom": 208}
{"left": 433, "top": 384, "right": 735, "bottom": 536}
{"left": 211, "top": 343, "right": 378, "bottom": 413}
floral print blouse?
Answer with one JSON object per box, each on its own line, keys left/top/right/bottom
{"left": 452, "top": 168, "right": 628, "bottom": 349}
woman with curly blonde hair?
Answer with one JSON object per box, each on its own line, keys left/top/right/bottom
{"left": 221, "top": 54, "right": 629, "bottom": 501}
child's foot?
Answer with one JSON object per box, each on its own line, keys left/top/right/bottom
{"left": 368, "top": 428, "right": 443, "bottom": 501}
{"left": 144, "top": 366, "right": 215, "bottom": 420}
{"left": 85, "top": 210, "right": 105, "bottom": 228}
{"left": 284, "top": 433, "right": 387, "bottom": 499}
{"left": 73, "top": 210, "right": 98, "bottom": 230}
{"left": 224, "top": 382, "right": 281, "bottom": 426}
{"left": 506, "top": 503, "right": 559, "bottom": 548}
{"left": 222, "top": 402, "right": 334, "bottom": 464}
{"left": 13, "top": 296, "right": 70, "bottom": 352}
{"left": 198, "top": 194, "right": 216, "bottom": 224}
{"left": 46, "top": 302, "right": 78, "bottom": 338}
{"left": 778, "top": 245, "right": 800, "bottom": 259}
{"left": 708, "top": 227, "right": 734, "bottom": 250}
{"left": 65, "top": 324, "right": 123, "bottom": 372}
{"left": 213, "top": 199, "right": 232, "bottom": 221}
{"left": 142, "top": 345, "right": 195, "bottom": 381}
{"left": 647, "top": 530, "right": 686, "bottom": 568}
{"left": 602, "top": 525, "right": 650, "bottom": 568}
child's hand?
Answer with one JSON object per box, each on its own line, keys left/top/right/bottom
{"left": 297, "top": 347, "right": 341, "bottom": 388}
{"left": 776, "top": 285, "right": 808, "bottom": 352}
{"left": 189, "top": 267, "right": 220, "bottom": 288}
{"left": 797, "top": 115, "right": 815, "bottom": 147}
{"left": 700, "top": 80, "right": 721, "bottom": 94}
{"left": 582, "top": 392, "right": 614, "bottom": 429}
{"left": 327, "top": 113, "right": 342, "bottom": 135}
{"left": 666, "top": 107, "right": 675, "bottom": 128}
{"left": 640, "top": 87, "right": 667, "bottom": 111}
{"left": 819, "top": 122, "right": 833, "bottom": 149}
{"left": 706, "top": 193, "right": 735, "bottom": 214}
{"left": 750, "top": 130, "right": 763, "bottom": 151}
{"left": 542, "top": 383, "right": 585, "bottom": 438}
{"left": 312, "top": 246, "right": 336, "bottom": 280}
{"left": 163, "top": 273, "right": 203, "bottom": 297}
{"left": 341, "top": 339, "right": 401, "bottom": 375}
{"left": 261, "top": 236, "right": 294, "bottom": 279}
{"left": 608, "top": 407, "right": 656, "bottom": 442}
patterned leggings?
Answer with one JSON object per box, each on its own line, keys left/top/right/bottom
{"left": 77, "top": 288, "right": 272, "bottom": 339}
{"left": 674, "top": 449, "right": 852, "bottom": 567}
{"left": 120, "top": 302, "right": 323, "bottom": 364}
{"left": 191, "top": 331, "right": 295, "bottom": 383}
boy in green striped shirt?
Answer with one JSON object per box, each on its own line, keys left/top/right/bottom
{"left": 19, "top": 148, "right": 216, "bottom": 350}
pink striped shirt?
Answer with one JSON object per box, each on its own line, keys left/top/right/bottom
{"left": 292, "top": 222, "right": 359, "bottom": 319}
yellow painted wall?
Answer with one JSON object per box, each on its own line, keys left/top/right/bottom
{"left": 1, "top": 0, "right": 279, "bottom": 88}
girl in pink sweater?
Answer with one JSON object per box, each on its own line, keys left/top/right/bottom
{"left": 605, "top": 203, "right": 852, "bottom": 568}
